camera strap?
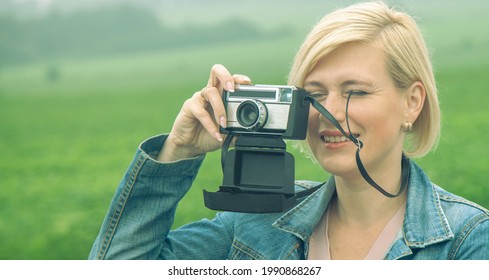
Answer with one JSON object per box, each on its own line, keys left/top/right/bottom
{"left": 221, "top": 134, "right": 234, "bottom": 171}
{"left": 306, "top": 94, "right": 410, "bottom": 198}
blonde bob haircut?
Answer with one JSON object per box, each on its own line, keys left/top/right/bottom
{"left": 288, "top": 1, "right": 440, "bottom": 158}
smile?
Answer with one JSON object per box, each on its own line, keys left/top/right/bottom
{"left": 320, "top": 134, "right": 360, "bottom": 143}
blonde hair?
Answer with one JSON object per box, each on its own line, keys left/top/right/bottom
{"left": 288, "top": 1, "right": 440, "bottom": 158}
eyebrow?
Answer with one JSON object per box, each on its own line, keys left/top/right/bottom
{"left": 340, "top": 79, "right": 374, "bottom": 87}
{"left": 303, "top": 81, "right": 323, "bottom": 88}
{"left": 304, "top": 79, "right": 374, "bottom": 88}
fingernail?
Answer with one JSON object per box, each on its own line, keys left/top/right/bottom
{"left": 220, "top": 116, "right": 227, "bottom": 128}
{"left": 226, "top": 81, "right": 235, "bottom": 92}
{"left": 242, "top": 76, "right": 251, "bottom": 82}
{"left": 214, "top": 132, "right": 223, "bottom": 142}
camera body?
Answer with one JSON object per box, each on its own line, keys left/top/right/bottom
{"left": 205, "top": 84, "right": 311, "bottom": 213}
{"left": 221, "top": 84, "right": 310, "bottom": 140}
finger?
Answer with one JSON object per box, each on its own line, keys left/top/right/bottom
{"left": 190, "top": 93, "right": 223, "bottom": 141}
{"left": 208, "top": 64, "right": 235, "bottom": 92}
{"left": 233, "top": 74, "right": 252, "bottom": 85}
{"left": 196, "top": 109, "right": 223, "bottom": 142}
{"left": 203, "top": 86, "right": 227, "bottom": 128}
{"left": 199, "top": 86, "right": 211, "bottom": 100}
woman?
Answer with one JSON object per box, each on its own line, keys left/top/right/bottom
{"left": 89, "top": 1, "right": 489, "bottom": 259}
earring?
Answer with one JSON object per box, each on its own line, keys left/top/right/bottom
{"left": 402, "top": 122, "right": 413, "bottom": 133}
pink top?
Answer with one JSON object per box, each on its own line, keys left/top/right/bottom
{"left": 307, "top": 203, "right": 406, "bottom": 260}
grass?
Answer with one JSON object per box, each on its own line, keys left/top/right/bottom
{"left": 1, "top": 26, "right": 489, "bottom": 259}
{"left": 0, "top": 37, "right": 303, "bottom": 259}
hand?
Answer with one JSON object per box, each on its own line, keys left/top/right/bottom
{"left": 157, "top": 64, "right": 252, "bottom": 162}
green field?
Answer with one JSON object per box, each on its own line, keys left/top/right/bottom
{"left": 1, "top": 1, "right": 489, "bottom": 260}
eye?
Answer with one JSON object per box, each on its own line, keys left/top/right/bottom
{"left": 307, "top": 90, "right": 328, "bottom": 101}
{"left": 347, "top": 90, "right": 368, "bottom": 96}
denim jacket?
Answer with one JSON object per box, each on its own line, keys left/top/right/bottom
{"left": 89, "top": 134, "right": 489, "bottom": 260}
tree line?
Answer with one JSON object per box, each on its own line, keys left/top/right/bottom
{"left": 0, "top": 6, "right": 288, "bottom": 67}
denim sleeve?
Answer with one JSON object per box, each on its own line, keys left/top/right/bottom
{"left": 89, "top": 134, "right": 221, "bottom": 260}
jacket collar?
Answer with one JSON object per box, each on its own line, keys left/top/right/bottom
{"left": 273, "top": 160, "right": 454, "bottom": 252}
{"left": 272, "top": 178, "right": 335, "bottom": 242}
{"left": 403, "top": 160, "right": 454, "bottom": 247}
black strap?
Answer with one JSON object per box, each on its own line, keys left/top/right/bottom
{"left": 296, "top": 182, "right": 325, "bottom": 199}
{"left": 307, "top": 94, "right": 409, "bottom": 198}
{"left": 308, "top": 97, "right": 363, "bottom": 149}
{"left": 355, "top": 150, "right": 410, "bottom": 198}
{"left": 221, "top": 134, "right": 234, "bottom": 171}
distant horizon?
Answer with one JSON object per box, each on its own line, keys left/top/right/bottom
{"left": 4, "top": 0, "right": 484, "bottom": 22}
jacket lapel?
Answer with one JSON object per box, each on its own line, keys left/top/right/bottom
{"left": 273, "top": 178, "right": 336, "bottom": 258}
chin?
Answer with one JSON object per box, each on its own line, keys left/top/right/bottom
{"left": 315, "top": 153, "right": 358, "bottom": 177}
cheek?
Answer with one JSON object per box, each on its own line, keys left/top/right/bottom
{"left": 306, "top": 108, "right": 319, "bottom": 147}
{"left": 307, "top": 109, "right": 320, "bottom": 139}
{"left": 356, "top": 101, "right": 403, "bottom": 140}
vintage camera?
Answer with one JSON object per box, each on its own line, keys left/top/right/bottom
{"left": 220, "top": 84, "right": 310, "bottom": 140}
{"left": 203, "top": 84, "right": 311, "bottom": 213}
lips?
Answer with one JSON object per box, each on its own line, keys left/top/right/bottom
{"left": 322, "top": 135, "right": 349, "bottom": 143}
{"left": 319, "top": 131, "right": 360, "bottom": 143}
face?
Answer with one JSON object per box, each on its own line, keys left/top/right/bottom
{"left": 304, "top": 42, "right": 409, "bottom": 180}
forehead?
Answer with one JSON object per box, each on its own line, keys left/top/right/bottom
{"left": 305, "top": 42, "right": 389, "bottom": 86}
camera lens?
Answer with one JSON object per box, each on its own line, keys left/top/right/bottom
{"left": 236, "top": 100, "right": 268, "bottom": 130}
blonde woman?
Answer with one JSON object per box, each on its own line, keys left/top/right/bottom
{"left": 90, "top": 1, "right": 489, "bottom": 260}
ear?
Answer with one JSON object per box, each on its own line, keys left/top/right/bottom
{"left": 404, "top": 81, "right": 426, "bottom": 123}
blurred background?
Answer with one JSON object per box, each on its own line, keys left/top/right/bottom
{"left": 0, "top": 0, "right": 488, "bottom": 259}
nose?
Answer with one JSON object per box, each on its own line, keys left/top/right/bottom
{"left": 319, "top": 93, "right": 346, "bottom": 124}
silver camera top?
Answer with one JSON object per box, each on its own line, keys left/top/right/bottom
{"left": 225, "top": 84, "right": 297, "bottom": 103}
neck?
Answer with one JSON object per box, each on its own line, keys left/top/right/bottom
{"left": 331, "top": 156, "right": 407, "bottom": 227}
